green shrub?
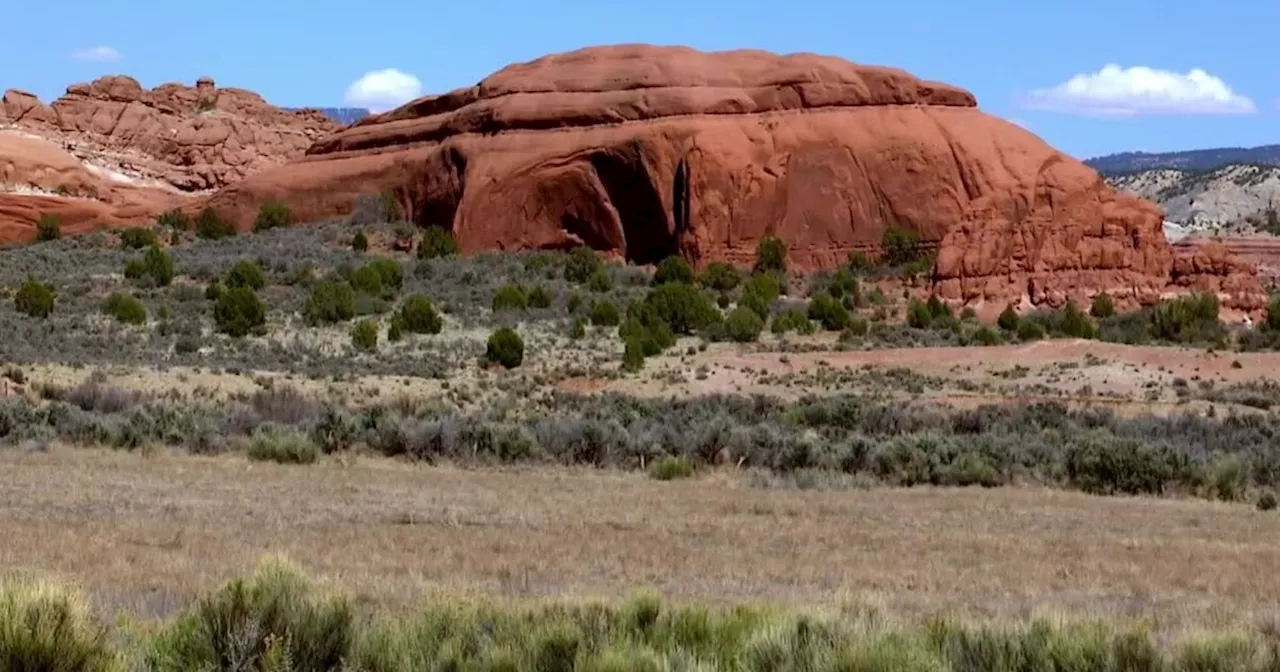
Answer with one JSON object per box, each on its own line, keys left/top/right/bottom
{"left": 418, "top": 226, "right": 458, "bottom": 259}
{"left": 645, "top": 283, "right": 720, "bottom": 334}
{"left": 0, "top": 577, "right": 116, "bottom": 672}
{"left": 204, "top": 281, "right": 224, "bottom": 302}
{"left": 648, "top": 455, "right": 694, "bottom": 480}
{"left": 365, "top": 258, "right": 404, "bottom": 293}
{"left": 699, "top": 262, "right": 740, "bottom": 291}
{"left": 124, "top": 245, "right": 175, "bottom": 287}
{"left": 305, "top": 281, "right": 356, "bottom": 325}
{"left": 492, "top": 284, "right": 530, "bottom": 312}
{"left": 34, "top": 214, "right": 61, "bottom": 242}
{"left": 351, "top": 319, "right": 379, "bottom": 352}
{"left": 214, "top": 287, "right": 267, "bottom": 337}
{"left": 621, "top": 338, "right": 647, "bottom": 372}
{"left": 248, "top": 427, "right": 321, "bottom": 464}
{"left": 743, "top": 273, "right": 782, "bottom": 304}
{"left": 569, "top": 318, "right": 587, "bottom": 340}
{"left": 972, "top": 326, "right": 1001, "bottom": 346}
{"left": 821, "top": 265, "right": 857, "bottom": 297}
{"left": 119, "top": 227, "right": 158, "bottom": 249}
{"left": 807, "top": 293, "right": 851, "bottom": 331}
{"left": 882, "top": 225, "right": 922, "bottom": 267}
{"left": 397, "top": 295, "right": 443, "bottom": 334}
{"left": 529, "top": 286, "right": 553, "bottom": 308}
{"left": 925, "top": 295, "right": 952, "bottom": 321}
{"left": 652, "top": 257, "right": 695, "bottom": 285}
{"left": 486, "top": 328, "right": 524, "bottom": 368}
{"left": 195, "top": 207, "right": 235, "bottom": 240}
{"left": 14, "top": 277, "right": 55, "bottom": 318}
{"left": 754, "top": 237, "right": 787, "bottom": 275}
{"left": 846, "top": 250, "right": 873, "bottom": 273}
{"left": 565, "top": 246, "right": 604, "bottom": 283}
{"left": 253, "top": 201, "right": 294, "bottom": 232}
{"left": 1150, "top": 292, "right": 1222, "bottom": 344}
{"left": 349, "top": 264, "right": 385, "bottom": 298}
{"left": 842, "top": 317, "right": 870, "bottom": 338}
{"left": 1265, "top": 294, "right": 1280, "bottom": 332}
{"left": 1066, "top": 437, "right": 1177, "bottom": 496}
{"left": 997, "top": 304, "right": 1020, "bottom": 331}
{"left": 907, "top": 299, "right": 933, "bottom": 329}
{"left": 587, "top": 268, "right": 614, "bottom": 293}
{"left": 771, "top": 309, "right": 815, "bottom": 335}
{"left": 567, "top": 293, "right": 584, "bottom": 314}
{"left": 103, "top": 293, "right": 147, "bottom": 325}
{"left": 146, "top": 556, "right": 352, "bottom": 670}
{"left": 1059, "top": 300, "right": 1097, "bottom": 338}
{"left": 739, "top": 292, "right": 769, "bottom": 321}
{"left": 352, "top": 230, "right": 369, "bottom": 252}
{"left": 1091, "top": 292, "right": 1116, "bottom": 318}
{"left": 225, "top": 261, "right": 266, "bottom": 290}
{"left": 1017, "top": 320, "right": 1045, "bottom": 341}
{"left": 589, "top": 301, "right": 621, "bottom": 327}
{"left": 620, "top": 302, "right": 675, "bottom": 356}
{"left": 157, "top": 208, "right": 189, "bottom": 230}
{"left": 1258, "top": 491, "right": 1278, "bottom": 511}
{"left": 725, "top": 306, "right": 764, "bottom": 342}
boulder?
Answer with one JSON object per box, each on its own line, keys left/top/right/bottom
{"left": 200, "top": 45, "right": 1260, "bottom": 310}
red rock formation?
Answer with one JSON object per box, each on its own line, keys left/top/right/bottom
{"left": 0, "top": 131, "right": 185, "bottom": 241}
{"left": 204, "top": 45, "right": 1259, "bottom": 309}
{"left": 2, "top": 75, "right": 337, "bottom": 192}
{"left": 1174, "top": 235, "right": 1280, "bottom": 288}
{"left": 0, "top": 75, "right": 339, "bottom": 240}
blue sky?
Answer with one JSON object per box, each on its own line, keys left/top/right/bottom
{"left": 1, "top": 0, "right": 1274, "bottom": 159}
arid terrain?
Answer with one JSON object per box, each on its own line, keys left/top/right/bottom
{"left": 5, "top": 447, "right": 1280, "bottom": 633}
{"left": 6, "top": 44, "right": 1280, "bottom": 672}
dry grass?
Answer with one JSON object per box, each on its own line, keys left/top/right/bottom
{"left": 3, "top": 447, "right": 1279, "bottom": 633}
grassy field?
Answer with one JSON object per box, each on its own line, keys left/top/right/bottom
{"left": 4, "top": 447, "right": 1279, "bottom": 631}
{"left": 6, "top": 449, "right": 1280, "bottom": 669}
{"left": 6, "top": 210, "right": 1280, "bottom": 668}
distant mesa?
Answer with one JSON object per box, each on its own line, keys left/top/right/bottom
{"left": 1087, "top": 145, "right": 1280, "bottom": 176}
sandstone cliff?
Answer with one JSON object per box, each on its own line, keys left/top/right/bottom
{"left": 0, "top": 76, "right": 339, "bottom": 238}
{"left": 209, "top": 45, "right": 1261, "bottom": 309}
{"left": 2, "top": 75, "right": 338, "bottom": 191}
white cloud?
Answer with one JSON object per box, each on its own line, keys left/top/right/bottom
{"left": 71, "top": 46, "right": 122, "bottom": 62}
{"left": 343, "top": 69, "right": 422, "bottom": 112}
{"left": 1020, "top": 65, "right": 1255, "bottom": 116}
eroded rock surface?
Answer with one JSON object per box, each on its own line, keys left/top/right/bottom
{"left": 0, "top": 131, "right": 185, "bottom": 241}
{"left": 0, "top": 76, "right": 339, "bottom": 240}
{"left": 2, "top": 75, "right": 337, "bottom": 192}
{"left": 208, "top": 45, "right": 1263, "bottom": 309}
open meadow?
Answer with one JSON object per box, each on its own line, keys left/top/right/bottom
{"left": 5, "top": 210, "right": 1280, "bottom": 669}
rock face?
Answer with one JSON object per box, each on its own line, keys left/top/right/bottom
{"left": 0, "top": 130, "right": 187, "bottom": 241}
{"left": 2, "top": 75, "right": 338, "bottom": 192}
{"left": 1175, "top": 235, "right": 1280, "bottom": 289}
{"left": 208, "top": 45, "right": 1260, "bottom": 309}
{"left": 0, "top": 76, "right": 339, "bottom": 240}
